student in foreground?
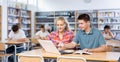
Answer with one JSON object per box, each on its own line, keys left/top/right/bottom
{"left": 62, "top": 14, "right": 106, "bottom": 52}
{"left": 47, "top": 16, "right": 74, "bottom": 50}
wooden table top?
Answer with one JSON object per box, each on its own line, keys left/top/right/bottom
{"left": 106, "top": 40, "right": 120, "bottom": 47}
{"left": 5, "top": 39, "right": 28, "bottom": 45}
{"left": 18, "top": 49, "right": 120, "bottom": 62}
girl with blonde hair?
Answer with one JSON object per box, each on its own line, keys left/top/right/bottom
{"left": 47, "top": 16, "right": 74, "bottom": 50}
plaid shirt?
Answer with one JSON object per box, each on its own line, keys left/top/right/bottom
{"left": 47, "top": 30, "right": 74, "bottom": 45}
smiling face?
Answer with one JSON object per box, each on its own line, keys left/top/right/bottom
{"left": 56, "top": 20, "right": 66, "bottom": 33}
{"left": 77, "top": 14, "right": 91, "bottom": 31}
{"left": 78, "top": 20, "right": 90, "bottom": 31}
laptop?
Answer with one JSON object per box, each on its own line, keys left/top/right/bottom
{"left": 38, "top": 39, "right": 74, "bottom": 55}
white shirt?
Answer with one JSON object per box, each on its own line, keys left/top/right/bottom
{"left": 103, "top": 33, "right": 111, "bottom": 39}
{"left": 8, "top": 29, "right": 26, "bottom": 49}
{"left": 35, "top": 31, "right": 49, "bottom": 37}
{"left": 9, "top": 29, "right": 26, "bottom": 39}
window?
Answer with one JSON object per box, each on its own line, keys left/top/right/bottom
{"left": 17, "top": 0, "right": 27, "bottom": 4}
{"left": 28, "top": 0, "right": 37, "bottom": 6}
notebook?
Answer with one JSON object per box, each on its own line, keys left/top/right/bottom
{"left": 38, "top": 39, "right": 74, "bottom": 55}
{"left": 74, "top": 50, "right": 92, "bottom": 55}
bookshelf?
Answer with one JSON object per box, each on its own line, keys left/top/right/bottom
{"left": 0, "top": 6, "right": 1, "bottom": 40}
{"left": 35, "top": 9, "right": 120, "bottom": 36}
{"left": 7, "top": 7, "right": 21, "bottom": 33}
{"left": 35, "top": 11, "right": 55, "bottom": 33}
{"left": 97, "top": 9, "right": 120, "bottom": 36}
{"left": 21, "top": 10, "right": 31, "bottom": 37}
{"left": 7, "top": 3, "right": 31, "bottom": 37}
{"left": 35, "top": 11, "right": 76, "bottom": 34}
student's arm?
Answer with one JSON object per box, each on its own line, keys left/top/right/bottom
{"left": 64, "top": 42, "right": 76, "bottom": 48}
{"left": 83, "top": 44, "right": 106, "bottom": 52}
{"left": 109, "top": 31, "right": 114, "bottom": 38}
{"left": 33, "top": 31, "right": 41, "bottom": 39}
{"left": 14, "top": 38, "right": 27, "bottom": 42}
{"left": 57, "top": 41, "right": 76, "bottom": 50}
{"left": 84, "top": 31, "right": 107, "bottom": 52}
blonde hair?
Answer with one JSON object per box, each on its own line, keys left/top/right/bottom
{"left": 54, "top": 16, "right": 69, "bottom": 31}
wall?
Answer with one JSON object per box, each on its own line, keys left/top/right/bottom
{"left": 38, "top": 0, "right": 120, "bottom": 11}
{"left": 27, "top": 5, "right": 38, "bottom": 37}
{"left": 1, "top": 0, "right": 7, "bottom": 42}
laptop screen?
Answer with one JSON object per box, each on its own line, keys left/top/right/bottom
{"left": 38, "top": 39, "right": 61, "bottom": 55}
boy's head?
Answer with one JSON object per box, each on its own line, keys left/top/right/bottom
{"left": 12, "top": 24, "right": 19, "bottom": 33}
{"left": 77, "top": 14, "right": 90, "bottom": 30}
{"left": 40, "top": 24, "right": 45, "bottom": 32}
{"left": 104, "top": 25, "right": 110, "bottom": 32}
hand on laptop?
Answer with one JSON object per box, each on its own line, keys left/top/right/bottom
{"left": 57, "top": 42, "right": 66, "bottom": 51}
{"left": 57, "top": 42, "right": 64, "bottom": 48}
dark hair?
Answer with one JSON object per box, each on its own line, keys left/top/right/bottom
{"left": 40, "top": 24, "right": 45, "bottom": 28}
{"left": 77, "top": 14, "right": 90, "bottom": 22}
{"left": 104, "top": 25, "right": 110, "bottom": 29}
{"left": 12, "top": 25, "right": 19, "bottom": 32}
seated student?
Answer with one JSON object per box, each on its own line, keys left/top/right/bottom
{"left": 32, "top": 25, "right": 49, "bottom": 48}
{"left": 6, "top": 24, "right": 26, "bottom": 62}
{"left": 47, "top": 16, "right": 74, "bottom": 51}
{"left": 102, "top": 25, "right": 114, "bottom": 40}
{"left": 60, "top": 14, "right": 106, "bottom": 52}
{"left": 34, "top": 24, "right": 49, "bottom": 40}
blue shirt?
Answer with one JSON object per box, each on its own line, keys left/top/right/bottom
{"left": 74, "top": 28, "right": 106, "bottom": 50}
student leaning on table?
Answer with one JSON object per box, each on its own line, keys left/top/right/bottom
{"left": 47, "top": 16, "right": 74, "bottom": 50}
{"left": 6, "top": 24, "right": 27, "bottom": 62}
{"left": 60, "top": 14, "right": 106, "bottom": 52}
{"left": 102, "top": 25, "right": 114, "bottom": 40}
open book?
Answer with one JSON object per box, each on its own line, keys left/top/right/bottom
{"left": 74, "top": 50, "right": 92, "bottom": 55}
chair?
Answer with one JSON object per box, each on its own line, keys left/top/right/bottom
{"left": 0, "top": 42, "right": 6, "bottom": 53}
{"left": 0, "top": 42, "right": 12, "bottom": 62}
{"left": 57, "top": 56, "right": 86, "bottom": 62}
{"left": 31, "top": 38, "right": 41, "bottom": 49}
{"left": 0, "top": 54, "right": 12, "bottom": 62}
{"left": 16, "top": 38, "right": 30, "bottom": 51}
{"left": 23, "top": 38, "right": 30, "bottom": 51}
{"left": 19, "top": 56, "right": 44, "bottom": 62}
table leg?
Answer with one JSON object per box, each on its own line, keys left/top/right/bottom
{"left": 13, "top": 45, "right": 17, "bottom": 62}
